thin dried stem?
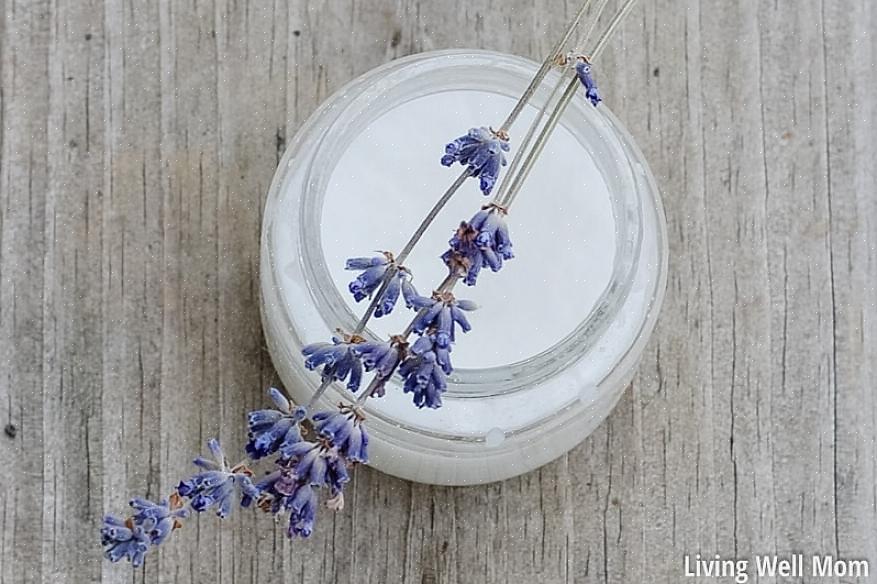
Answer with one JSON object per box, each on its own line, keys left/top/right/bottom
{"left": 492, "top": 71, "right": 570, "bottom": 207}
{"left": 497, "top": 0, "right": 595, "bottom": 134}
{"left": 592, "top": 0, "right": 640, "bottom": 59}
{"left": 580, "top": 0, "right": 613, "bottom": 55}
{"left": 503, "top": 0, "right": 641, "bottom": 209}
{"left": 307, "top": 378, "right": 333, "bottom": 409}
{"left": 493, "top": 0, "right": 615, "bottom": 208}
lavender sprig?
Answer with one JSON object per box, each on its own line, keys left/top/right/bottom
{"left": 101, "top": 0, "right": 642, "bottom": 565}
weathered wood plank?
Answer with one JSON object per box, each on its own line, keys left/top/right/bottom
{"left": 42, "top": 0, "right": 107, "bottom": 582}
{"left": 0, "top": 0, "right": 874, "bottom": 583}
{"left": 99, "top": 2, "right": 167, "bottom": 584}
{"left": 822, "top": 0, "right": 877, "bottom": 573}
{"left": 0, "top": 1, "right": 51, "bottom": 583}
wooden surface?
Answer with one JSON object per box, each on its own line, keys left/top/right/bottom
{"left": 1, "top": 0, "right": 875, "bottom": 582}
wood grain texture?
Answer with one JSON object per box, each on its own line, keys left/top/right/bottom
{"left": 1, "top": 0, "right": 874, "bottom": 583}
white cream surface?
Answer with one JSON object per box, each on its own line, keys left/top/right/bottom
{"left": 321, "top": 90, "right": 616, "bottom": 370}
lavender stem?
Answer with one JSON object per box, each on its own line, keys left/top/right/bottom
{"left": 495, "top": 0, "right": 614, "bottom": 208}
{"left": 306, "top": 378, "right": 333, "bottom": 410}
{"left": 395, "top": 169, "right": 472, "bottom": 265}
{"left": 497, "top": 0, "right": 595, "bottom": 134}
{"left": 492, "top": 70, "right": 571, "bottom": 208}
{"left": 503, "top": 0, "right": 640, "bottom": 209}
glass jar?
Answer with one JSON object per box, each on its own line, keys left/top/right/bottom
{"left": 260, "top": 50, "right": 667, "bottom": 485}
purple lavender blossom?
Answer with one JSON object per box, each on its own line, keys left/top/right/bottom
{"left": 128, "top": 497, "right": 190, "bottom": 546}
{"left": 404, "top": 286, "right": 478, "bottom": 347}
{"left": 312, "top": 405, "right": 369, "bottom": 463}
{"left": 285, "top": 482, "right": 318, "bottom": 538}
{"left": 442, "top": 206, "right": 514, "bottom": 286}
{"left": 441, "top": 127, "right": 510, "bottom": 195}
{"left": 351, "top": 337, "right": 407, "bottom": 397}
{"left": 411, "top": 332, "right": 453, "bottom": 375}
{"left": 399, "top": 347, "right": 448, "bottom": 409}
{"left": 399, "top": 333, "right": 454, "bottom": 409}
{"left": 575, "top": 58, "right": 601, "bottom": 107}
{"left": 100, "top": 516, "right": 151, "bottom": 567}
{"left": 101, "top": 496, "right": 188, "bottom": 566}
{"left": 246, "top": 464, "right": 319, "bottom": 538}
{"left": 346, "top": 253, "right": 408, "bottom": 317}
{"left": 177, "top": 439, "right": 259, "bottom": 518}
{"left": 375, "top": 270, "right": 408, "bottom": 317}
{"left": 245, "top": 387, "right": 307, "bottom": 460}
{"left": 302, "top": 334, "right": 364, "bottom": 391}
{"left": 346, "top": 255, "right": 389, "bottom": 301}
{"left": 402, "top": 279, "right": 420, "bottom": 308}
{"left": 281, "top": 484, "right": 318, "bottom": 537}
{"left": 282, "top": 440, "right": 350, "bottom": 494}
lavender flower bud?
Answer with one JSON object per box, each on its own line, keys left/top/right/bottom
{"left": 302, "top": 333, "right": 365, "bottom": 392}
{"left": 443, "top": 206, "right": 514, "bottom": 285}
{"left": 575, "top": 59, "right": 601, "bottom": 107}
{"left": 100, "top": 496, "right": 188, "bottom": 566}
{"left": 399, "top": 348, "right": 448, "bottom": 410}
{"left": 312, "top": 404, "right": 369, "bottom": 463}
{"left": 176, "top": 439, "right": 258, "bottom": 518}
{"left": 245, "top": 387, "right": 304, "bottom": 460}
{"left": 100, "top": 516, "right": 151, "bottom": 566}
{"left": 128, "top": 497, "right": 189, "bottom": 546}
{"left": 345, "top": 253, "right": 409, "bottom": 317}
{"left": 441, "top": 127, "right": 510, "bottom": 195}
{"left": 286, "top": 483, "right": 318, "bottom": 538}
